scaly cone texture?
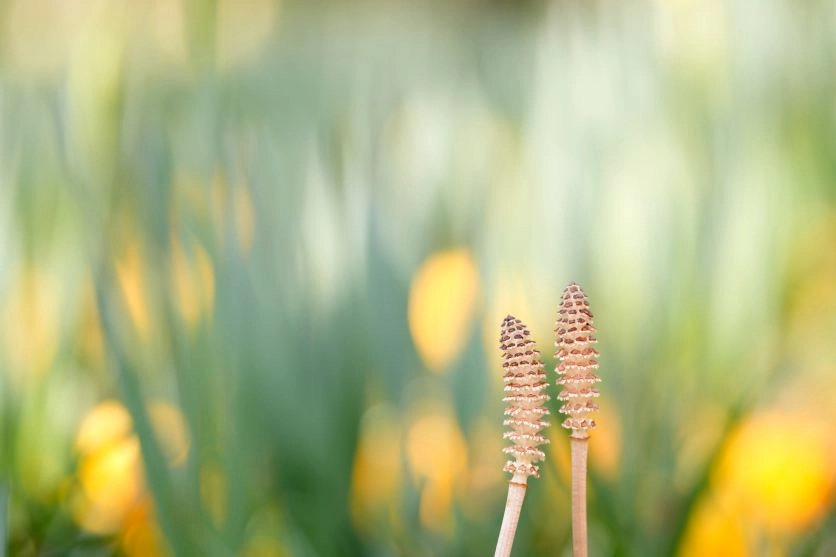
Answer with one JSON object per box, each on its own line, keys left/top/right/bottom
{"left": 555, "top": 283, "right": 600, "bottom": 439}
{"left": 500, "top": 315, "right": 550, "bottom": 478}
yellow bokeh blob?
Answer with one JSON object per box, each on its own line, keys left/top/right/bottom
{"left": 79, "top": 436, "right": 142, "bottom": 506}
{"left": 170, "top": 238, "right": 215, "bottom": 330}
{"left": 408, "top": 249, "right": 479, "bottom": 372}
{"left": 116, "top": 242, "right": 152, "bottom": 339}
{"left": 678, "top": 493, "right": 747, "bottom": 557}
{"left": 714, "top": 411, "right": 834, "bottom": 533}
{"left": 73, "top": 400, "right": 190, "bottom": 537}
{"left": 77, "top": 278, "right": 106, "bottom": 371}
{"left": 76, "top": 400, "right": 134, "bottom": 454}
{"left": 200, "top": 462, "right": 228, "bottom": 527}
{"left": 548, "top": 426, "right": 572, "bottom": 484}
{"left": 457, "top": 419, "right": 505, "bottom": 521}
{"left": 75, "top": 436, "right": 143, "bottom": 534}
{"left": 589, "top": 401, "right": 622, "bottom": 481}
{"left": 350, "top": 406, "right": 402, "bottom": 532}
{"left": 148, "top": 401, "right": 191, "bottom": 468}
{"left": 1, "top": 264, "right": 60, "bottom": 383}
{"left": 405, "top": 406, "right": 468, "bottom": 534}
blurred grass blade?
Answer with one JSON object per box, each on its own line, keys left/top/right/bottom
{"left": 0, "top": 483, "right": 6, "bottom": 557}
{"left": 94, "top": 271, "right": 196, "bottom": 556}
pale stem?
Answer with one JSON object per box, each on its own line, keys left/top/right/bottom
{"left": 571, "top": 436, "right": 589, "bottom": 557}
{"left": 494, "top": 473, "right": 528, "bottom": 557}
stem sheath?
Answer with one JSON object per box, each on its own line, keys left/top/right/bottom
{"left": 571, "top": 436, "right": 588, "bottom": 557}
{"left": 494, "top": 474, "right": 528, "bottom": 557}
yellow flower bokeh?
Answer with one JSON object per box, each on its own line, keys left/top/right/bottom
{"left": 548, "top": 425, "right": 573, "bottom": 485}
{"left": 588, "top": 400, "right": 622, "bottom": 481}
{"left": 408, "top": 249, "right": 479, "bottom": 372}
{"left": 76, "top": 400, "right": 134, "bottom": 455}
{"left": 200, "top": 461, "right": 228, "bottom": 527}
{"left": 681, "top": 409, "right": 835, "bottom": 555}
{"left": 170, "top": 237, "right": 215, "bottom": 330}
{"left": 2, "top": 264, "right": 61, "bottom": 384}
{"left": 405, "top": 404, "right": 468, "bottom": 534}
{"left": 72, "top": 399, "right": 190, "bottom": 551}
{"left": 457, "top": 418, "right": 505, "bottom": 522}
{"left": 74, "top": 435, "right": 143, "bottom": 535}
{"left": 148, "top": 401, "right": 191, "bottom": 468}
{"left": 77, "top": 278, "right": 106, "bottom": 372}
{"left": 678, "top": 493, "right": 747, "bottom": 557}
{"left": 72, "top": 400, "right": 138, "bottom": 529}
{"left": 714, "top": 411, "right": 834, "bottom": 533}
{"left": 116, "top": 242, "right": 153, "bottom": 339}
{"left": 350, "top": 405, "right": 403, "bottom": 533}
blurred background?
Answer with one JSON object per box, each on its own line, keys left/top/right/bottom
{"left": 0, "top": 0, "right": 835, "bottom": 555}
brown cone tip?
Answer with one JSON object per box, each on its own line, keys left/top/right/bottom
{"left": 500, "top": 315, "right": 550, "bottom": 478}
{"left": 554, "top": 283, "right": 600, "bottom": 438}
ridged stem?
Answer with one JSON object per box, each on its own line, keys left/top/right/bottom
{"left": 494, "top": 474, "right": 528, "bottom": 557}
{"left": 571, "top": 436, "right": 588, "bottom": 557}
